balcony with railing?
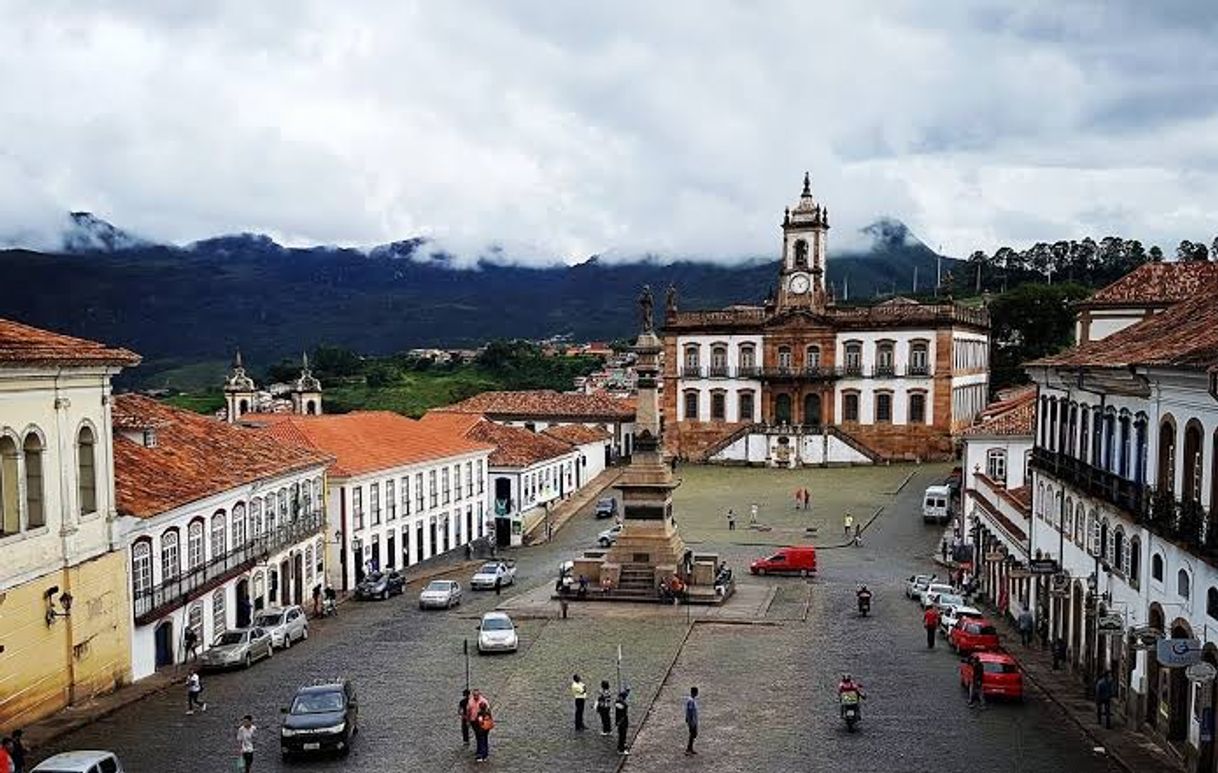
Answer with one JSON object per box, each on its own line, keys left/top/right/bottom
{"left": 680, "top": 364, "right": 935, "bottom": 381}
{"left": 1029, "top": 446, "right": 1148, "bottom": 519}
{"left": 133, "top": 510, "right": 325, "bottom": 625}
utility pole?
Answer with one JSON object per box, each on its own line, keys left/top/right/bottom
{"left": 913, "top": 266, "right": 919, "bottom": 295}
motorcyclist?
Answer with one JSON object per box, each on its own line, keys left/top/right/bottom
{"left": 837, "top": 673, "right": 864, "bottom": 716}
{"left": 856, "top": 584, "right": 873, "bottom": 612}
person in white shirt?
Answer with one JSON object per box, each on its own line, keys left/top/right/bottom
{"left": 186, "top": 671, "right": 207, "bottom": 714}
{"left": 237, "top": 715, "right": 256, "bottom": 772}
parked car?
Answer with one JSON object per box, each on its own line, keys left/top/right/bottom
{"left": 471, "top": 560, "right": 517, "bottom": 590}
{"left": 959, "top": 651, "right": 1023, "bottom": 700}
{"left": 254, "top": 605, "right": 309, "bottom": 649}
{"left": 200, "top": 627, "right": 274, "bottom": 671}
{"left": 419, "top": 580, "right": 463, "bottom": 609}
{"left": 477, "top": 611, "right": 519, "bottom": 654}
{"left": 594, "top": 497, "right": 618, "bottom": 519}
{"left": 31, "top": 751, "right": 125, "bottom": 773}
{"left": 355, "top": 570, "right": 405, "bottom": 600}
{"left": 906, "top": 574, "right": 935, "bottom": 599}
{"left": 280, "top": 679, "right": 359, "bottom": 758}
{"left": 939, "top": 604, "right": 983, "bottom": 637}
{"left": 920, "top": 582, "right": 955, "bottom": 608}
{"left": 749, "top": 546, "right": 818, "bottom": 577}
{"left": 934, "top": 592, "right": 966, "bottom": 612}
{"left": 949, "top": 617, "right": 1001, "bottom": 654}
{"left": 597, "top": 523, "right": 623, "bottom": 547}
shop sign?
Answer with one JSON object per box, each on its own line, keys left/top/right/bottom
{"left": 1097, "top": 614, "right": 1124, "bottom": 633}
{"left": 1028, "top": 559, "right": 1059, "bottom": 574}
{"left": 985, "top": 551, "right": 1006, "bottom": 562}
{"left": 1187, "top": 662, "right": 1218, "bottom": 684}
{"left": 1157, "top": 638, "right": 1203, "bottom": 668}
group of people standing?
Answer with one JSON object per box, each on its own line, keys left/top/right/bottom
{"left": 459, "top": 688, "right": 496, "bottom": 763}
{"left": 569, "top": 675, "right": 633, "bottom": 755}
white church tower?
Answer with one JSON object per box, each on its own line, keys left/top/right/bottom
{"left": 223, "top": 349, "right": 257, "bottom": 423}
{"left": 776, "top": 172, "right": 830, "bottom": 312}
{"left": 290, "top": 352, "right": 323, "bottom": 416}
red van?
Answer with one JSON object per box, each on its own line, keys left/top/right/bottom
{"left": 750, "top": 546, "right": 817, "bottom": 576}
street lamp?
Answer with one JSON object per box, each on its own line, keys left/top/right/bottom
{"left": 44, "top": 587, "right": 74, "bottom": 625}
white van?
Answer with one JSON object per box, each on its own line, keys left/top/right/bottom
{"left": 32, "top": 751, "right": 124, "bottom": 773}
{"left": 922, "top": 485, "right": 951, "bottom": 524}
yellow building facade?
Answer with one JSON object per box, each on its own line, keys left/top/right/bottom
{"left": 0, "top": 319, "right": 141, "bottom": 731}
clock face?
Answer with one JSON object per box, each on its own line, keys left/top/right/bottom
{"left": 789, "top": 273, "right": 811, "bottom": 295}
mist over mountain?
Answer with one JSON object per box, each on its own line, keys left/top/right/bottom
{"left": 0, "top": 213, "right": 955, "bottom": 385}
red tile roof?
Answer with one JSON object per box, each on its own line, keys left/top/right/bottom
{"left": 1033, "top": 293, "right": 1218, "bottom": 371}
{"left": 961, "top": 386, "right": 1036, "bottom": 437}
{"left": 246, "top": 412, "right": 493, "bottom": 478}
{"left": 112, "top": 395, "right": 331, "bottom": 518}
{"left": 437, "top": 390, "right": 634, "bottom": 420}
{"left": 0, "top": 317, "right": 140, "bottom": 367}
{"left": 465, "top": 420, "right": 575, "bottom": 468}
{"left": 542, "top": 423, "right": 611, "bottom": 445}
{"left": 1079, "top": 262, "right": 1218, "bottom": 308}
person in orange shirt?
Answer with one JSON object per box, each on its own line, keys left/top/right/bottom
{"left": 923, "top": 605, "right": 941, "bottom": 649}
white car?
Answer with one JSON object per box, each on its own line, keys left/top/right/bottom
{"left": 419, "top": 579, "right": 463, "bottom": 609}
{"left": 934, "top": 592, "right": 966, "bottom": 613}
{"left": 253, "top": 605, "right": 309, "bottom": 649}
{"left": 471, "top": 561, "right": 517, "bottom": 590}
{"left": 477, "top": 611, "right": 519, "bottom": 654}
{"left": 597, "top": 523, "right": 623, "bottom": 547}
{"left": 920, "top": 583, "right": 955, "bottom": 608}
{"left": 905, "top": 574, "right": 935, "bottom": 599}
{"left": 939, "top": 604, "right": 983, "bottom": 637}
{"left": 32, "top": 750, "right": 125, "bottom": 773}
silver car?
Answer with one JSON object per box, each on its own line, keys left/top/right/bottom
{"left": 254, "top": 605, "right": 309, "bottom": 649}
{"left": 419, "top": 580, "right": 463, "bottom": 610}
{"left": 200, "top": 627, "right": 274, "bottom": 670}
{"left": 476, "top": 611, "right": 518, "bottom": 654}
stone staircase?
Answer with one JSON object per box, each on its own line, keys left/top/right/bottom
{"left": 669, "top": 421, "right": 751, "bottom": 461}
{"left": 608, "top": 563, "right": 663, "bottom": 602}
{"left": 825, "top": 425, "right": 884, "bottom": 463}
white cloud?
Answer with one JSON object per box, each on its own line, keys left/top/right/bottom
{"left": 1, "top": 0, "right": 1217, "bottom": 262}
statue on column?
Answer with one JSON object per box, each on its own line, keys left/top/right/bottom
{"left": 638, "top": 284, "right": 655, "bottom": 333}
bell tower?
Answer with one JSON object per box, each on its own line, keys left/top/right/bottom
{"left": 223, "top": 349, "right": 257, "bottom": 423}
{"left": 290, "top": 352, "right": 323, "bottom": 416}
{"left": 776, "top": 172, "right": 830, "bottom": 311}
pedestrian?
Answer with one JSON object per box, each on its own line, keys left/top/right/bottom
{"left": 466, "top": 542, "right": 473, "bottom": 560}
{"left": 236, "top": 714, "right": 256, "bottom": 773}
{"left": 459, "top": 688, "right": 471, "bottom": 746}
{"left": 473, "top": 701, "right": 494, "bottom": 762}
{"left": 8, "top": 729, "right": 24, "bottom": 773}
{"left": 495, "top": 575, "right": 502, "bottom": 596}
{"left": 843, "top": 512, "right": 854, "bottom": 537}
{"left": 571, "top": 674, "right": 587, "bottom": 731}
{"left": 749, "top": 503, "right": 758, "bottom": 526}
{"left": 1095, "top": 670, "right": 1114, "bottom": 729}
{"left": 853, "top": 522, "right": 863, "bottom": 546}
{"left": 0, "top": 738, "right": 13, "bottom": 773}
{"left": 684, "top": 686, "right": 699, "bottom": 756}
{"left": 793, "top": 489, "right": 801, "bottom": 510}
{"left": 968, "top": 656, "right": 986, "bottom": 708}
{"left": 1038, "top": 616, "right": 1050, "bottom": 649}
{"left": 727, "top": 508, "right": 736, "bottom": 531}
{"left": 312, "top": 584, "right": 322, "bottom": 616}
{"left": 183, "top": 625, "right": 199, "bottom": 662}
{"left": 1018, "top": 607, "right": 1034, "bottom": 647}
{"left": 186, "top": 670, "right": 207, "bottom": 714}
{"left": 614, "top": 689, "right": 630, "bottom": 755}
{"left": 1053, "top": 637, "right": 1067, "bottom": 670}
{"left": 940, "top": 538, "right": 948, "bottom": 563}
{"left": 596, "top": 680, "right": 613, "bottom": 736}
{"left": 923, "top": 605, "right": 940, "bottom": 649}
{"left": 803, "top": 487, "right": 811, "bottom": 510}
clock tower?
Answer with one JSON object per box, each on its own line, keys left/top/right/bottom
{"left": 777, "top": 172, "right": 830, "bottom": 312}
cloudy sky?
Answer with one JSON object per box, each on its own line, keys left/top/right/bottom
{"left": 2, "top": 0, "right": 1217, "bottom": 263}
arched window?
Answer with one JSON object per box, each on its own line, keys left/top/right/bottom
{"left": 875, "top": 392, "right": 893, "bottom": 423}
{"left": 1208, "top": 588, "right": 1218, "bottom": 621}
{"left": 683, "top": 345, "right": 700, "bottom": 373}
{"left": 875, "top": 342, "right": 895, "bottom": 375}
{"left": 709, "top": 345, "right": 728, "bottom": 376}
{"left": 1159, "top": 417, "right": 1177, "bottom": 493}
{"left": 211, "top": 511, "right": 227, "bottom": 558}
{"left": 1135, "top": 415, "right": 1149, "bottom": 484}
{"left": 1088, "top": 509, "right": 1100, "bottom": 555}
{"left": 1079, "top": 408, "right": 1090, "bottom": 462}
{"left": 1152, "top": 552, "right": 1164, "bottom": 582}
{"left": 212, "top": 589, "right": 227, "bottom": 634}
{"left": 187, "top": 519, "right": 205, "bottom": 569}
{"left": 279, "top": 489, "right": 289, "bottom": 521}
{"left": 161, "top": 528, "right": 180, "bottom": 582}
{"left": 710, "top": 391, "right": 726, "bottom": 421}
{"left": 793, "top": 239, "right": 808, "bottom": 267}
{"left": 908, "top": 392, "right": 927, "bottom": 424}
{"left": 15, "top": 433, "right": 44, "bottom": 530}
{"left": 683, "top": 391, "right": 699, "bottom": 421}
{"left": 1064, "top": 498, "right": 1074, "bottom": 536}
{"left": 738, "top": 390, "right": 755, "bottom": 422}
{"left": 1178, "top": 568, "right": 1192, "bottom": 599}
{"left": 231, "top": 502, "right": 247, "bottom": 548}
{"left": 131, "top": 540, "right": 153, "bottom": 611}
{"left": 265, "top": 496, "right": 277, "bottom": 533}
{"left": 986, "top": 450, "right": 1007, "bottom": 482}
{"left": 1183, "top": 420, "right": 1204, "bottom": 502}
{"left": 1118, "top": 413, "right": 1131, "bottom": 478}
{"left": 909, "top": 341, "right": 929, "bottom": 375}
{"left": 775, "top": 393, "right": 793, "bottom": 424}
{"left": 843, "top": 342, "right": 862, "bottom": 373}
{"left": 1073, "top": 499, "right": 1085, "bottom": 545}
{"left": 842, "top": 391, "right": 860, "bottom": 423}
{"left": 249, "top": 499, "right": 263, "bottom": 539}
{"left": 187, "top": 602, "right": 204, "bottom": 638}
{"left": 778, "top": 346, "right": 793, "bottom": 370}
{"left": 1129, "top": 537, "right": 1141, "bottom": 586}
{"left": 805, "top": 345, "right": 821, "bottom": 370}
{"left": 738, "top": 344, "right": 756, "bottom": 371}
{"left": 1112, "top": 528, "right": 1125, "bottom": 572}
{"left": 77, "top": 425, "right": 98, "bottom": 516}
{"left": 0, "top": 435, "right": 18, "bottom": 535}
{"left": 1099, "top": 519, "right": 1109, "bottom": 561}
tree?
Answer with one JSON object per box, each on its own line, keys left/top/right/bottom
{"left": 987, "top": 282, "right": 1091, "bottom": 389}
{"left": 1149, "top": 245, "right": 1164, "bottom": 262}
{"left": 364, "top": 362, "right": 399, "bottom": 388}
{"left": 1178, "top": 240, "right": 1210, "bottom": 262}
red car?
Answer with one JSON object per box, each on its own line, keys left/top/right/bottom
{"left": 959, "top": 651, "right": 1023, "bottom": 700}
{"left": 948, "top": 617, "right": 1000, "bottom": 654}
{"left": 750, "top": 546, "right": 817, "bottom": 576}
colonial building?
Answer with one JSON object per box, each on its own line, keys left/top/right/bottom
{"left": 1023, "top": 281, "right": 1218, "bottom": 771}
{"left": 0, "top": 319, "right": 140, "bottom": 729}
{"left": 248, "top": 412, "right": 493, "bottom": 590}
{"left": 434, "top": 389, "right": 635, "bottom": 461}
{"left": 223, "top": 351, "right": 322, "bottom": 422}
{"left": 662, "top": 174, "right": 990, "bottom": 464}
{"left": 1073, "top": 261, "right": 1218, "bottom": 344}
{"left": 111, "top": 395, "right": 331, "bottom": 679}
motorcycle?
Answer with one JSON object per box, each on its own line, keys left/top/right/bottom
{"left": 320, "top": 594, "right": 338, "bottom": 618}
{"left": 857, "top": 591, "right": 872, "bottom": 617}
{"left": 840, "top": 691, "right": 863, "bottom": 732}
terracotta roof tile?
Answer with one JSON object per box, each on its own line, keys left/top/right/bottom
{"left": 437, "top": 390, "right": 634, "bottom": 420}
{"left": 961, "top": 387, "right": 1036, "bottom": 437}
{"left": 1033, "top": 293, "right": 1218, "bottom": 371}
{"left": 112, "top": 395, "right": 332, "bottom": 518}
{"left": 465, "top": 420, "right": 575, "bottom": 468}
{"left": 0, "top": 317, "right": 140, "bottom": 367}
{"left": 542, "top": 423, "right": 611, "bottom": 445}
{"left": 1080, "top": 262, "right": 1218, "bottom": 308}
{"left": 245, "top": 412, "right": 493, "bottom": 478}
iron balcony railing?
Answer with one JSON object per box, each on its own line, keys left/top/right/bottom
{"left": 133, "top": 510, "right": 325, "bottom": 625}
{"left": 1029, "top": 447, "right": 1148, "bottom": 520}
{"left": 678, "top": 365, "right": 935, "bottom": 380}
